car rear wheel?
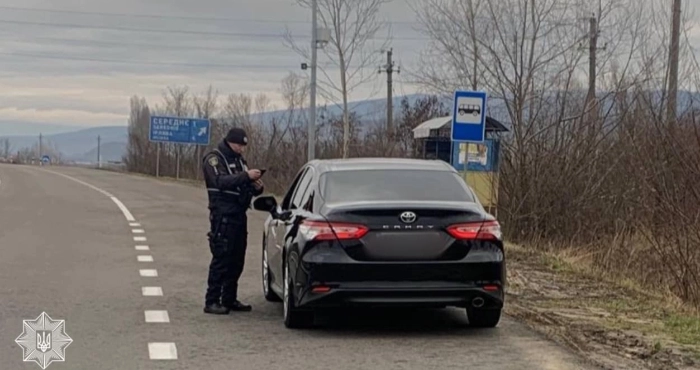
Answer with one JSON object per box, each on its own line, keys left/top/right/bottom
{"left": 283, "top": 258, "right": 314, "bottom": 329}
{"left": 466, "top": 308, "right": 501, "bottom": 328}
{"left": 262, "top": 235, "right": 281, "bottom": 302}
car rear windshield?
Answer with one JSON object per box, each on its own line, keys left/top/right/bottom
{"left": 320, "top": 169, "right": 476, "bottom": 203}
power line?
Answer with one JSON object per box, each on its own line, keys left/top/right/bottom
{"left": 0, "top": 34, "right": 291, "bottom": 54}
{"left": 0, "top": 18, "right": 429, "bottom": 41}
{"left": 0, "top": 51, "right": 379, "bottom": 70}
{"left": 0, "top": 5, "right": 420, "bottom": 25}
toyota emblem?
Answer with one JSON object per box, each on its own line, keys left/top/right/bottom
{"left": 399, "top": 211, "right": 417, "bottom": 224}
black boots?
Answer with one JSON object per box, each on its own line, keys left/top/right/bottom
{"left": 224, "top": 300, "right": 252, "bottom": 312}
{"left": 203, "top": 303, "right": 230, "bottom": 315}
{"left": 204, "top": 300, "right": 252, "bottom": 314}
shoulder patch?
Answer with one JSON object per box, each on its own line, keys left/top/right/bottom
{"left": 208, "top": 156, "right": 219, "bottom": 167}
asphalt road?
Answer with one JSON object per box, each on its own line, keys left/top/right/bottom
{"left": 0, "top": 164, "right": 601, "bottom": 370}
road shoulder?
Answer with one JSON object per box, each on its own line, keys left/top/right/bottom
{"left": 505, "top": 243, "right": 700, "bottom": 370}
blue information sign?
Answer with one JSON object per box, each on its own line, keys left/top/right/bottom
{"left": 149, "top": 115, "right": 211, "bottom": 145}
{"left": 451, "top": 90, "right": 487, "bottom": 143}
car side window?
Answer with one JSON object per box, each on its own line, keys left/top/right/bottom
{"left": 281, "top": 168, "right": 307, "bottom": 210}
{"left": 290, "top": 169, "right": 313, "bottom": 210}
{"left": 298, "top": 171, "right": 316, "bottom": 211}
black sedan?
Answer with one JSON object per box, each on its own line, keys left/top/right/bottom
{"left": 252, "top": 158, "right": 505, "bottom": 329}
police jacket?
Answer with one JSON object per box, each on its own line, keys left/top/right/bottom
{"left": 202, "top": 140, "right": 264, "bottom": 215}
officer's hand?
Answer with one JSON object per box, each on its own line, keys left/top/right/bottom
{"left": 253, "top": 179, "right": 264, "bottom": 190}
{"left": 247, "top": 169, "right": 262, "bottom": 180}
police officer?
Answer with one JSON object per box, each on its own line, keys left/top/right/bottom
{"left": 201, "top": 127, "right": 264, "bottom": 315}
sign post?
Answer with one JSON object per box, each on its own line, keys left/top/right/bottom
{"left": 149, "top": 115, "right": 211, "bottom": 178}
{"left": 451, "top": 90, "right": 488, "bottom": 185}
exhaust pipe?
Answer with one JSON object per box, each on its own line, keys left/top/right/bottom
{"left": 471, "top": 296, "right": 485, "bottom": 308}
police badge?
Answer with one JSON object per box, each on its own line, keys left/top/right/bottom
{"left": 208, "top": 156, "right": 219, "bottom": 167}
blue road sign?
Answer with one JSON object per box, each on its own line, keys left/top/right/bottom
{"left": 451, "top": 90, "right": 487, "bottom": 143}
{"left": 149, "top": 115, "right": 211, "bottom": 145}
{"left": 41, "top": 155, "right": 50, "bottom": 163}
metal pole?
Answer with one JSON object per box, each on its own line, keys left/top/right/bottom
{"left": 176, "top": 145, "right": 181, "bottom": 179}
{"left": 308, "top": 0, "right": 318, "bottom": 162}
{"left": 39, "top": 133, "right": 42, "bottom": 164}
{"left": 97, "top": 135, "right": 101, "bottom": 168}
{"left": 387, "top": 48, "right": 393, "bottom": 138}
{"left": 667, "top": 0, "right": 681, "bottom": 128}
{"left": 156, "top": 142, "right": 161, "bottom": 177}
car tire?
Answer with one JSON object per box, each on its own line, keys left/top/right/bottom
{"left": 466, "top": 308, "right": 501, "bottom": 328}
{"left": 262, "top": 235, "right": 281, "bottom": 302}
{"left": 283, "top": 257, "right": 314, "bottom": 329}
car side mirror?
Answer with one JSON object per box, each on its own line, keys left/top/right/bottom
{"left": 253, "top": 196, "right": 278, "bottom": 214}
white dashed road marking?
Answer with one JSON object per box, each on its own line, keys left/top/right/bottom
{"left": 137, "top": 255, "right": 154, "bottom": 262}
{"left": 142, "top": 287, "right": 164, "bottom": 296}
{"left": 148, "top": 343, "right": 178, "bottom": 360}
{"left": 145, "top": 311, "right": 170, "bottom": 323}
{"left": 140, "top": 269, "right": 158, "bottom": 277}
{"left": 36, "top": 168, "right": 177, "bottom": 363}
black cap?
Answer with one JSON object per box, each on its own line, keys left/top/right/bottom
{"left": 225, "top": 127, "right": 248, "bottom": 145}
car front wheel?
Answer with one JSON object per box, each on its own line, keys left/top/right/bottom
{"left": 283, "top": 257, "right": 314, "bottom": 329}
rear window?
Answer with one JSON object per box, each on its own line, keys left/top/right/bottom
{"left": 320, "top": 169, "right": 476, "bottom": 203}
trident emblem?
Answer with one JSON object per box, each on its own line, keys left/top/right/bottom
{"left": 36, "top": 331, "right": 51, "bottom": 353}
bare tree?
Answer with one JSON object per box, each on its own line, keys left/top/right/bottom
{"left": 285, "top": 0, "right": 390, "bottom": 158}
{"left": 193, "top": 86, "right": 219, "bottom": 179}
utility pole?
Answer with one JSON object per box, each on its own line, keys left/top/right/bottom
{"left": 97, "top": 135, "right": 101, "bottom": 168}
{"left": 379, "top": 48, "right": 399, "bottom": 138}
{"left": 667, "top": 0, "right": 681, "bottom": 128}
{"left": 308, "top": 0, "right": 318, "bottom": 162}
{"left": 586, "top": 15, "right": 598, "bottom": 111}
{"left": 39, "top": 133, "right": 42, "bottom": 163}
{"left": 581, "top": 13, "right": 606, "bottom": 123}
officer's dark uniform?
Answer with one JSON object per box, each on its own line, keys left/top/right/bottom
{"left": 201, "top": 128, "right": 263, "bottom": 315}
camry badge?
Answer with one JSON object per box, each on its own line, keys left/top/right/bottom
{"left": 399, "top": 211, "right": 417, "bottom": 224}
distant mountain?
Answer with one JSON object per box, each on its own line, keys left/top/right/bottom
{"left": 1, "top": 125, "right": 128, "bottom": 160}
{"left": 77, "top": 141, "right": 127, "bottom": 163}
{"left": 0, "top": 122, "right": 84, "bottom": 136}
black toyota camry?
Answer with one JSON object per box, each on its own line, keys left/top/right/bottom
{"left": 252, "top": 158, "right": 505, "bottom": 329}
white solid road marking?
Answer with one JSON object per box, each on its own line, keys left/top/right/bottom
{"left": 129, "top": 222, "right": 141, "bottom": 227}
{"left": 36, "top": 169, "right": 136, "bottom": 222}
{"left": 135, "top": 245, "right": 150, "bottom": 251}
{"left": 140, "top": 269, "right": 158, "bottom": 277}
{"left": 144, "top": 310, "right": 170, "bottom": 323}
{"left": 132, "top": 229, "right": 145, "bottom": 234}
{"left": 148, "top": 343, "right": 178, "bottom": 360}
{"left": 137, "top": 255, "right": 154, "bottom": 262}
{"left": 111, "top": 196, "right": 136, "bottom": 221}
{"left": 142, "top": 287, "right": 164, "bottom": 296}
{"left": 134, "top": 236, "right": 147, "bottom": 241}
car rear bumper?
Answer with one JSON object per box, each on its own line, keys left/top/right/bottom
{"left": 295, "top": 245, "right": 505, "bottom": 309}
{"left": 297, "top": 280, "right": 504, "bottom": 309}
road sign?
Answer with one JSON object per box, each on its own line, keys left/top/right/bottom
{"left": 149, "top": 116, "right": 211, "bottom": 145}
{"left": 451, "top": 90, "right": 487, "bottom": 143}
{"left": 41, "top": 155, "right": 50, "bottom": 163}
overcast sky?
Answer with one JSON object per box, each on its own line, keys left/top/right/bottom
{"left": 0, "top": 0, "right": 698, "bottom": 134}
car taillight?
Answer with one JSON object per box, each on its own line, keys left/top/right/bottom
{"left": 299, "top": 220, "right": 369, "bottom": 241}
{"left": 446, "top": 221, "right": 502, "bottom": 240}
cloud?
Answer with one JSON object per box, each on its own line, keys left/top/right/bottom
{"left": 0, "top": 107, "right": 126, "bottom": 126}
{"left": 0, "top": 0, "right": 422, "bottom": 133}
